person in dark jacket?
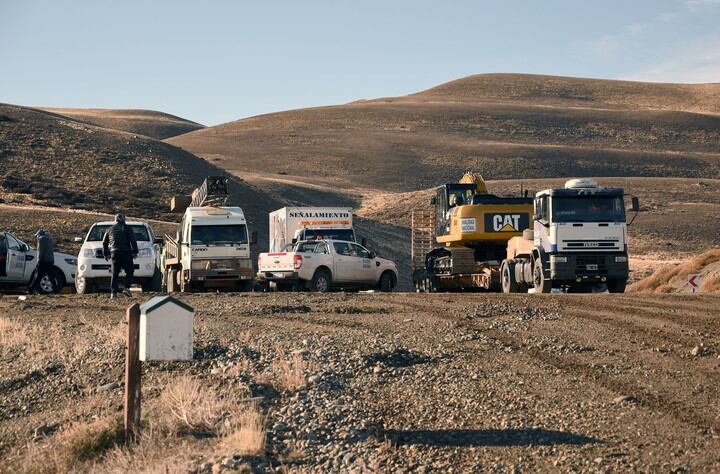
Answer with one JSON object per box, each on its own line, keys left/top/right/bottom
{"left": 102, "top": 213, "right": 138, "bottom": 299}
{"left": 28, "top": 229, "right": 56, "bottom": 294}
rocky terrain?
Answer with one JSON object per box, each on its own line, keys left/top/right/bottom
{"left": 1, "top": 293, "right": 719, "bottom": 472}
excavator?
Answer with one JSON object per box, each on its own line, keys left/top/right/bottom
{"left": 412, "top": 172, "right": 533, "bottom": 291}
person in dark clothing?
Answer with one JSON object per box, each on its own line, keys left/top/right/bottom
{"left": 28, "top": 229, "right": 56, "bottom": 294}
{"left": 102, "top": 213, "right": 138, "bottom": 299}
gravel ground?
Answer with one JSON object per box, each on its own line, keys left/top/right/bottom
{"left": 1, "top": 292, "right": 719, "bottom": 472}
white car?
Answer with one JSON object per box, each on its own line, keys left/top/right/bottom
{"left": 258, "top": 239, "right": 398, "bottom": 292}
{"left": 76, "top": 221, "right": 163, "bottom": 294}
{"left": 0, "top": 231, "right": 77, "bottom": 294}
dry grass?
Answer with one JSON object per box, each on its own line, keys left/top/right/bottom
{"left": 629, "top": 247, "right": 720, "bottom": 293}
{"left": 0, "top": 317, "right": 38, "bottom": 355}
{"left": 700, "top": 273, "right": 720, "bottom": 293}
{"left": 271, "top": 350, "right": 313, "bottom": 392}
{"left": 221, "top": 409, "right": 266, "bottom": 456}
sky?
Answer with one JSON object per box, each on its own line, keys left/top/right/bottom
{"left": 1, "top": 0, "right": 719, "bottom": 126}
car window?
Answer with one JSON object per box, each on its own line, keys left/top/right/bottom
{"left": 350, "top": 243, "right": 371, "bottom": 259}
{"left": 296, "top": 242, "right": 318, "bottom": 253}
{"left": 333, "top": 242, "right": 352, "bottom": 256}
{"left": 5, "top": 234, "right": 20, "bottom": 250}
{"left": 87, "top": 224, "right": 150, "bottom": 242}
{"left": 314, "top": 243, "right": 329, "bottom": 254}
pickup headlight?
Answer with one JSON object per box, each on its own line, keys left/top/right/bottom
{"left": 82, "top": 249, "right": 95, "bottom": 258}
{"left": 615, "top": 256, "right": 628, "bottom": 262}
{"left": 137, "top": 248, "right": 152, "bottom": 258}
{"left": 65, "top": 258, "right": 78, "bottom": 266}
{"left": 551, "top": 255, "right": 568, "bottom": 263}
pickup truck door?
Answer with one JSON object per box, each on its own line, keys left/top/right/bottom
{"left": 348, "top": 243, "right": 376, "bottom": 283}
{"left": 4, "top": 233, "right": 27, "bottom": 281}
{"left": 331, "top": 242, "right": 355, "bottom": 282}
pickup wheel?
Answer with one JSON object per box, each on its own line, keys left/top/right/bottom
{"left": 379, "top": 271, "right": 395, "bottom": 292}
{"left": 76, "top": 276, "right": 96, "bottom": 295}
{"left": 35, "top": 267, "right": 64, "bottom": 295}
{"left": 311, "top": 269, "right": 331, "bottom": 293}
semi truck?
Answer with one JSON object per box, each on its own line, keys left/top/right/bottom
{"left": 162, "top": 177, "right": 257, "bottom": 292}
{"left": 269, "top": 207, "right": 355, "bottom": 252}
{"left": 412, "top": 174, "right": 638, "bottom": 293}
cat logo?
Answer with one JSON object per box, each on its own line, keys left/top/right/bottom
{"left": 484, "top": 213, "right": 530, "bottom": 233}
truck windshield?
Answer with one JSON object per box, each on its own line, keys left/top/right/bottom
{"left": 552, "top": 196, "right": 626, "bottom": 223}
{"left": 192, "top": 225, "right": 248, "bottom": 245}
{"left": 301, "top": 228, "right": 355, "bottom": 242}
{"left": 87, "top": 225, "right": 150, "bottom": 242}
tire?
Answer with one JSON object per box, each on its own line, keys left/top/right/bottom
{"left": 379, "top": 272, "right": 395, "bottom": 292}
{"left": 607, "top": 279, "right": 627, "bottom": 294}
{"left": 501, "top": 260, "right": 519, "bottom": 294}
{"left": 533, "top": 258, "right": 552, "bottom": 294}
{"left": 35, "top": 267, "right": 64, "bottom": 295}
{"left": 76, "top": 276, "right": 96, "bottom": 295}
{"left": 311, "top": 269, "right": 331, "bottom": 293}
{"left": 142, "top": 269, "right": 163, "bottom": 293}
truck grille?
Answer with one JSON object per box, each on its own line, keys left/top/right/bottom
{"left": 563, "top": 240, "right": 620, "bottom": 250}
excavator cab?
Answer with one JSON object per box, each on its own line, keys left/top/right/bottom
{"left": 432, "top": 183, "right": 477, "bottom": 237}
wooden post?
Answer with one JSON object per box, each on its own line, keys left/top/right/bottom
{"left": 124, "top": 303, "right": 141, "bottom": 444}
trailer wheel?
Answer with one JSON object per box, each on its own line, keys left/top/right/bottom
{"left": 501, "top": 260, "right": 520, "bottom": 294}
{"left": 607, "top": 279, "right": 627, "bottom": 294}
{"left": 311, "top": 269, "right": 331, "bottom": 292}
{"left": 533, "top": 258, "right": 552, "bottom": 293}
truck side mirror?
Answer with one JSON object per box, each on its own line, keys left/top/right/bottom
{"left": 430, "top": 196, "right": 436, "bottom": 205}
{"left": 250, "top": 230, "right": 258, "bottom": 245}
{"left": 154, "top": 236, "right": 164, "bottom": 245}
{"left": 631, "top": 196, "right": 639, "bottom": 213}
{"left": 369, "top": 251, "right": 376, "bottom": 259}
{"left": 361, "top": 238, "right": 367, "bottom": 247}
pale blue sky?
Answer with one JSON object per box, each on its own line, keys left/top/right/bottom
{"left": 1, "top": 0, "right": 719, "bottom": 125}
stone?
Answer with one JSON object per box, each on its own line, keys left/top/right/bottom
{"left": 308, "top": 375, "right": 321, "bottom": 384}
{"left": 373, "top": 366, "right": 383, "bottom": 374}
{"left": 613, "top": 395, "right": 638, "bottom": 404}
{"left": 97, "top": 381, "right": 120, "bottom": 392}
{"left": 690, "top": 345, "right": 705, "bottom": 357}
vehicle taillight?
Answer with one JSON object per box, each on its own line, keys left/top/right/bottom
{"left": 293, "top": 254, "right": 303, "bottom": 270}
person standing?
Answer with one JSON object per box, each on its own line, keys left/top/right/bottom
{"left": 102, "top": 214, "right": 138, "bottom": 299}
{"left": 28, "top": 229, "right": 55, "bottom": 294}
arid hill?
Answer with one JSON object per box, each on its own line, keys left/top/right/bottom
{"left": 630, "top": 247, "right": 720, "bottom": 293}
{"left": 38, "top": 107, "right": 204, "bottom": 140}
{"left": 0, "top": 104, "right": 278, "bottom": 242}
{"left": 167, "top": 74, "right": 720, "bottom": 192}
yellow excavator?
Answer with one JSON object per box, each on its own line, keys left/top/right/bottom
{"left": 412, "top": 172, "right": 534, "bottom": 291}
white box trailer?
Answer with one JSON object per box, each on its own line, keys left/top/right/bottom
{"left": 269, "top": 207, "right": 355, "bottom": 252}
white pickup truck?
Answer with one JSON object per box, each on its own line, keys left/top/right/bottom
{"left": 257, "top": 239, "right": 398, "bottom": 292}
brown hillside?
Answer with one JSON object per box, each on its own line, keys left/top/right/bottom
{"left": 0, "top": 104, "right": 277, "bottom": 242}
{"left": 39, "top": 107, "right": 204, "bottom": 139}
{"left": 168, "top": 74, "right": 720, "bottom": 192}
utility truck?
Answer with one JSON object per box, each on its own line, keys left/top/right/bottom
{"left": 412, "top": 174, "right": 638, "bottom": 293}
{"left": 258, "top": 239, "right": 398, "bottom": 292}
{"left": 500, "top": 178, "right": 638, "bottom": 293}
{"left": 269, "top": 207, "right": 355, "bottom": 252}
{"left": 162, "top": 177, "right": 257, "bottom": 292}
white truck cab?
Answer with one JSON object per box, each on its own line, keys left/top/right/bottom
{"left": 258, "top": 239, "right": 398, "bottom": 292}
{"left": 76, "top": 221, "right": 162, "bottom": 294}
{"left": 163, "top": 206, "right": 256, "bottom": 292}
{"left": 0, "top": 231, "right": 77, "bottom": 294}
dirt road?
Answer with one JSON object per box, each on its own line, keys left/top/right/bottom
{"left": 1, "top": 293, "right": 718, "bottom": 472}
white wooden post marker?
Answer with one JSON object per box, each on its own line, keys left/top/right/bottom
{"left": 139, "top": 295, "right": 194, "bottom": 361}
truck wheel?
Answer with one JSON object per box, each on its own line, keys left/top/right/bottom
{"left": 311, "top": 269, "right": 331, "bottom": 292}
{"left": 533, "top": 258, "right": 552, "bottom": 294}
{"left": 501, "top": 260, "right": 519, "bottom": 294}
{"left": 76, "top": 276, "right": 96, "bottom": 295}
{"left": 379, "top": 271, "right": 395, "bottom": 292}
{"left": 607, "top": 279, "right": 627, "bottom": 294}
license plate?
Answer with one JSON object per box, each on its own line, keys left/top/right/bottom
{"left": 586, "top": 264, "right": 598, "bottom": 271}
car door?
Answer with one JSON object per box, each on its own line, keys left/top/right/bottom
{"left": 4, "top": 234, "right": 27, "bottom": 281}
{"left": 348, "top": 243, "right": 376, "bottom": 284}
{"left": 331, "top": 242, "right": 354, "bottom": 282}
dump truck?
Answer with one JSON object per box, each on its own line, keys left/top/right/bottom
{"left": 413, "top": 174, "right": 638, "bottom": 293}
{"left": 162, "top": 177, "right": 257, "bottom": 292}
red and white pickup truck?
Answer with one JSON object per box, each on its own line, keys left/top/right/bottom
{"left": 257, "top": 239, "right": 398, "bottom": 292}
